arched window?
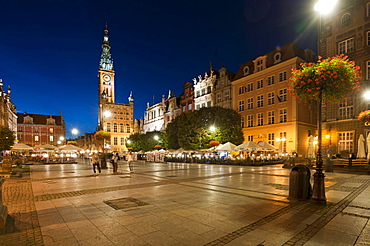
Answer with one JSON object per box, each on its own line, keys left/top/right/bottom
{"left": 341, "top": 13, "right": 351, "bottom": 27}
{"left": 243, "top": 66, "right": 249, "bottom": 76}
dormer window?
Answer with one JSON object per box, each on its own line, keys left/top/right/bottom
{"left": 24, "top": 115, "right": 33, "bottom": 124}
{"left": 274, "top": 52, "right": 282, "bottom": 64}
{"left": 257, "top": 60, "right": 263, "bottom": 71}
{"left": 341, "top": 13, "right": 351, "bottom": 27}
{"left": 47, "top": 117, "right": 56, "bottom": 125}
{"left": 243, "top": 66, "right": 249, "bottom": 76}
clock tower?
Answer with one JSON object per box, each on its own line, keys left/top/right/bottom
{"left": 98, "top": 25, "right": 115, "bottom": 129}
{"left": 96, "top": 25, "right": 135, "bottom": 153}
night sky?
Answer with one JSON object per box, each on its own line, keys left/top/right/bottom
{"left": 1, "top": 0, "right": 319, "bottom": 138}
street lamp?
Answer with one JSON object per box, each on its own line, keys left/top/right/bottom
{"left": 209, "top": 126, "right": 216, "bottom": 132}
{"left": 71, "top": 128, "right": 78, "bottom": 137}
{"left": 312, "top": 0, "right": 338, "bottom": 202}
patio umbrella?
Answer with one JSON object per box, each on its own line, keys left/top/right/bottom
{"left": 367, "top": 134, "right": 370, "bottom": 160}
{"left": 11, "top": 143, "right": 33, "bottom": 151}
{"left": 307, "top": 135, "right": 315, "bottom": 159}
{"left": 34, "top": 144, "right": 58, "bottom": 150}
{"left": 257, "top": 142, "right": 278, "bottom": 151}
{"left": 234, "top": 141, "right": 262, "bottom": 151}
{"left": 357, "top": 134, "right": 366, "bottom": 159}
{"left": 58, "top": 145, "right": 83, "bottom": 151}
{"left": 216, "top": 142, "right": 237, "bottom": 152}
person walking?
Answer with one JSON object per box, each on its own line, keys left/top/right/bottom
{"left": 127, "top": 151, "right": 133, "bottom": 172}
{"left": 112, "top": 153, "right": 119, "bottom": 173}
{"left": 92, "top": 152, "right": 101, "bottom": 175}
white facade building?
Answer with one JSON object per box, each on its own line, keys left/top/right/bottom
{"left": 193, "top": 70, "right": 217, "bottom": 110}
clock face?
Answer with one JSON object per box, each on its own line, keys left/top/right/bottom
{"left": 103, "top": 74, "right": 111, "bottom": 82}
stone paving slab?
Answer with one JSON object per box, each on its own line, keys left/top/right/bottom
{"left": 0, "top": 160, "right": 369, "bottom": 245}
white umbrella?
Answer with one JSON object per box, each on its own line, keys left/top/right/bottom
{"left": 367, "top": 134, "right": 370, "bottom": 160}
{"left": 215, "top": 142, "right": 237, "bottom": 152}
{"left": 34, "top": 144, "right": 58, "bottom": 150}
{"left": 257, "top": 142, "right": 278, "bottom": 151}
{"left": 235, "top": 141, "right": 262, "bottom": 151}
{"left": 307, "top": 135, "right": 315, "bottom": 159}
{"left": 357, "top": 134, "right": 366, "bottom": 159}
{"left": 11, "top": 143, "right": 33, "bottom": 151}
{"left": 58, "top": 145, "right": 83, "bottom": 151}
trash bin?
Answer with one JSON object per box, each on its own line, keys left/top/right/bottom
{"left": 288, "top": 165, "right": 312, "bottom": 200}
{"left": 325, "top": 158, "right": 334, "bottom": 172}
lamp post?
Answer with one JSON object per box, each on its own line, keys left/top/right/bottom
{"left": 312, "top": 0, "right": 338, "bottom": 202}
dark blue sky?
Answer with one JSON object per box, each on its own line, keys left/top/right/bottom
{"left": 0, "top": 0, "right": 318, "bottom": 138}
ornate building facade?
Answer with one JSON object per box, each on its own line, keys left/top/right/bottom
{"left": 193, "top": 69, "right": 218, "bottom": 110}
{"left": 143, "top": 96, "right": 166, "bottom": 133}
{"left": 214, "top": 64, "right": 235, "bottom": 109}
{"left": 17, "top": 113, "right": 65, "bottom": 147}
{"left": 0, "top": 79, "right": 17, "bottom": 135}
{"left": 98, "top": 26, "right": 134, "bottom": 152}
{"left": 232, "top": 43, "right": 316, "bottom": 156}
{"left": 321, "top": 0, "right": 370, "bottom": 156}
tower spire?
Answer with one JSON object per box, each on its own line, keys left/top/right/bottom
{"left": 99, "top": 24, "right": 114, "bottom": 70}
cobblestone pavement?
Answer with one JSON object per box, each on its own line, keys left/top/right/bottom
{"left": 0, "top": 160, "right": 369, "bottom": 245}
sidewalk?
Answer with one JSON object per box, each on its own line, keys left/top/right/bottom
{"left": 0, "top": 160, "right": 369, "bottom": 245}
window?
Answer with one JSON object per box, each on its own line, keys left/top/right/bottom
{"left": 279, "top": 108, "right": 287, "bottom": 123}
{"left": 34, "top": 127, "right": 38, "bottom": 133}
{"left": 339, "top": 98, "right": 354, "bottom": 119}
{"left": 126, "top": 124, "right": 130, "bottom": 133}
{"left": 207, "top": 86, "right": 211, "bottom": 94}
{"left": 114, "top": 123, "right": 117, "bottom": 132}
{"left": 267, "top": 76, "right": 275, "bottom": 86}
{"left": 196, "top": 91, "right": 200, "bottom": 97}
{"left": 274, "top": 52, "right": 281, "bottom": 63}
{"left": 217, "top": 93, "right": 222, "bottom": 103}
{"left": 241, "top": 117, "right": 245, "bottom": 128}
{"left": 243, "top": 66, "right": 249, "bottom": 75}
{"left": 188, "top": 101, "right": 192, "bottom": 111}
{"left": 268, "top": 92, "right": 275, "bottom": 105}
{"left": 268, "top": 133, "right": 275, "bottom": 146}
{"left": 339, "top": 38, "right": 354, "bottom": 54}
{"left": 257, "top": 59, "right": 263, "bottom": 71}
{"left": 247, "top": 83, "right": 253, "bottom": 92}
{"left": 201, "top": 88, "right": 205, "bottom": 95}
{"left": 257, "top": 79, "right": 264, "bottom": 89}
{"left": 248, "top": 135, "right": 254, "bottom": 141}
{"left": 207, "top": 101, "right": 212, "bottom": 107}
{"left": 367, "top": 2, "right": 370, "bottom": 17}
{"left": 121, "top": 138, "right": 125, "bottom": 145}
{"left": 201, "top": 102, "right": 206, "bottom": 108}
{"left": 341, "top": 13, "right": 351, "bottom": 27}
{"left": 196, "top": 104, "right": 200, "bottom": 110}
{"left": 367, "top": 31, "right": 370, "bottom": 46}
{"left": 257, "top": 113, "right": 263, "bottom": 126}
{"left": 107, "top": 123, "right": 111, "bottom": 132}
{"left": 120, "top": 124, "right": 124, "bottom": 133}
{"left": 247, "top": 115, "right": 254, "bottom": 127}
{"left": 49, "top": 128, "right": 54, "bottom": 133}
{"left": 247, "top": 98, "right": 253, "bottom": 109}
{"left": 257, "top": 95, "right": 264, "bottom": 107}
{"left": 268, "top": 111, "right": 275, "bottom": 124}
{"left": 35, "top": 136, "right": 39, "bottom": 142}
{"left": 279, "top": 132, "right": 287, "bottom": 153}
{"left": 279, "top": 72, "right": 287, "bottom": 82}
{"left": 238, "top": 100, "right": 245, "bottom": 111}
{"left": 338, "top": 132, "right": 353, "bottom": 153}
{"left": 238, "top": 86, "right": 246, "bottom": 94}
{"left": 367, "top": 61, "right": 370, "bottom": 80}
{"left": 49, "top": 136, "right": 54, "bottom": 142}
{"left": 278, "top": 89, "right": 287, "bottom": 102}
{"left": 225, "top": 91, "right": 230, "bottom": 100}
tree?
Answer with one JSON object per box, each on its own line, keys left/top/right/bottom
{"left": 0, "top": 125, "right": 15, "bottom": 151}
{"left": 127, "top": 131, "right": 163, "bottom": 152}
{"left": 164, "top": 107, "right": 244, "bottom": 150}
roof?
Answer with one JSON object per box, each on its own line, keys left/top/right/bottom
{"left": 17, "top": 112, "right": 64, "bottom": 125}
{"left": 233, "top": 42, "right": 315, "bottom": 80}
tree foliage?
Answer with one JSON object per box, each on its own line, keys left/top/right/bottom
{"left": 127, "top": 131, "right": 163, "bottom": 152}
{"left": 164, "top": 106, "right": 244, "bottom": 150}
{"left": 0, "top": 125, "right": 15, "bottom": 151}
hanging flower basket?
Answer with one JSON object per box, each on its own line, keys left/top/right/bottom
{"left": 154, "top": 144, "right": 162, "bottom": 150}
{"left": 209, "top": 140, "right": 220, "bottom": 147}
{"left": 358, "top": 110, "right": 370, "bottom": 124}
{"left": 94, "top": 130, "right": 111, "bottom": 142}
{"left": 289, "top": 54, "right": 361, "bottom": 103}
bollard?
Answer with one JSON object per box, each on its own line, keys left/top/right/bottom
{"left": 288, "top": 165, "right": 312, "bottom": 200}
